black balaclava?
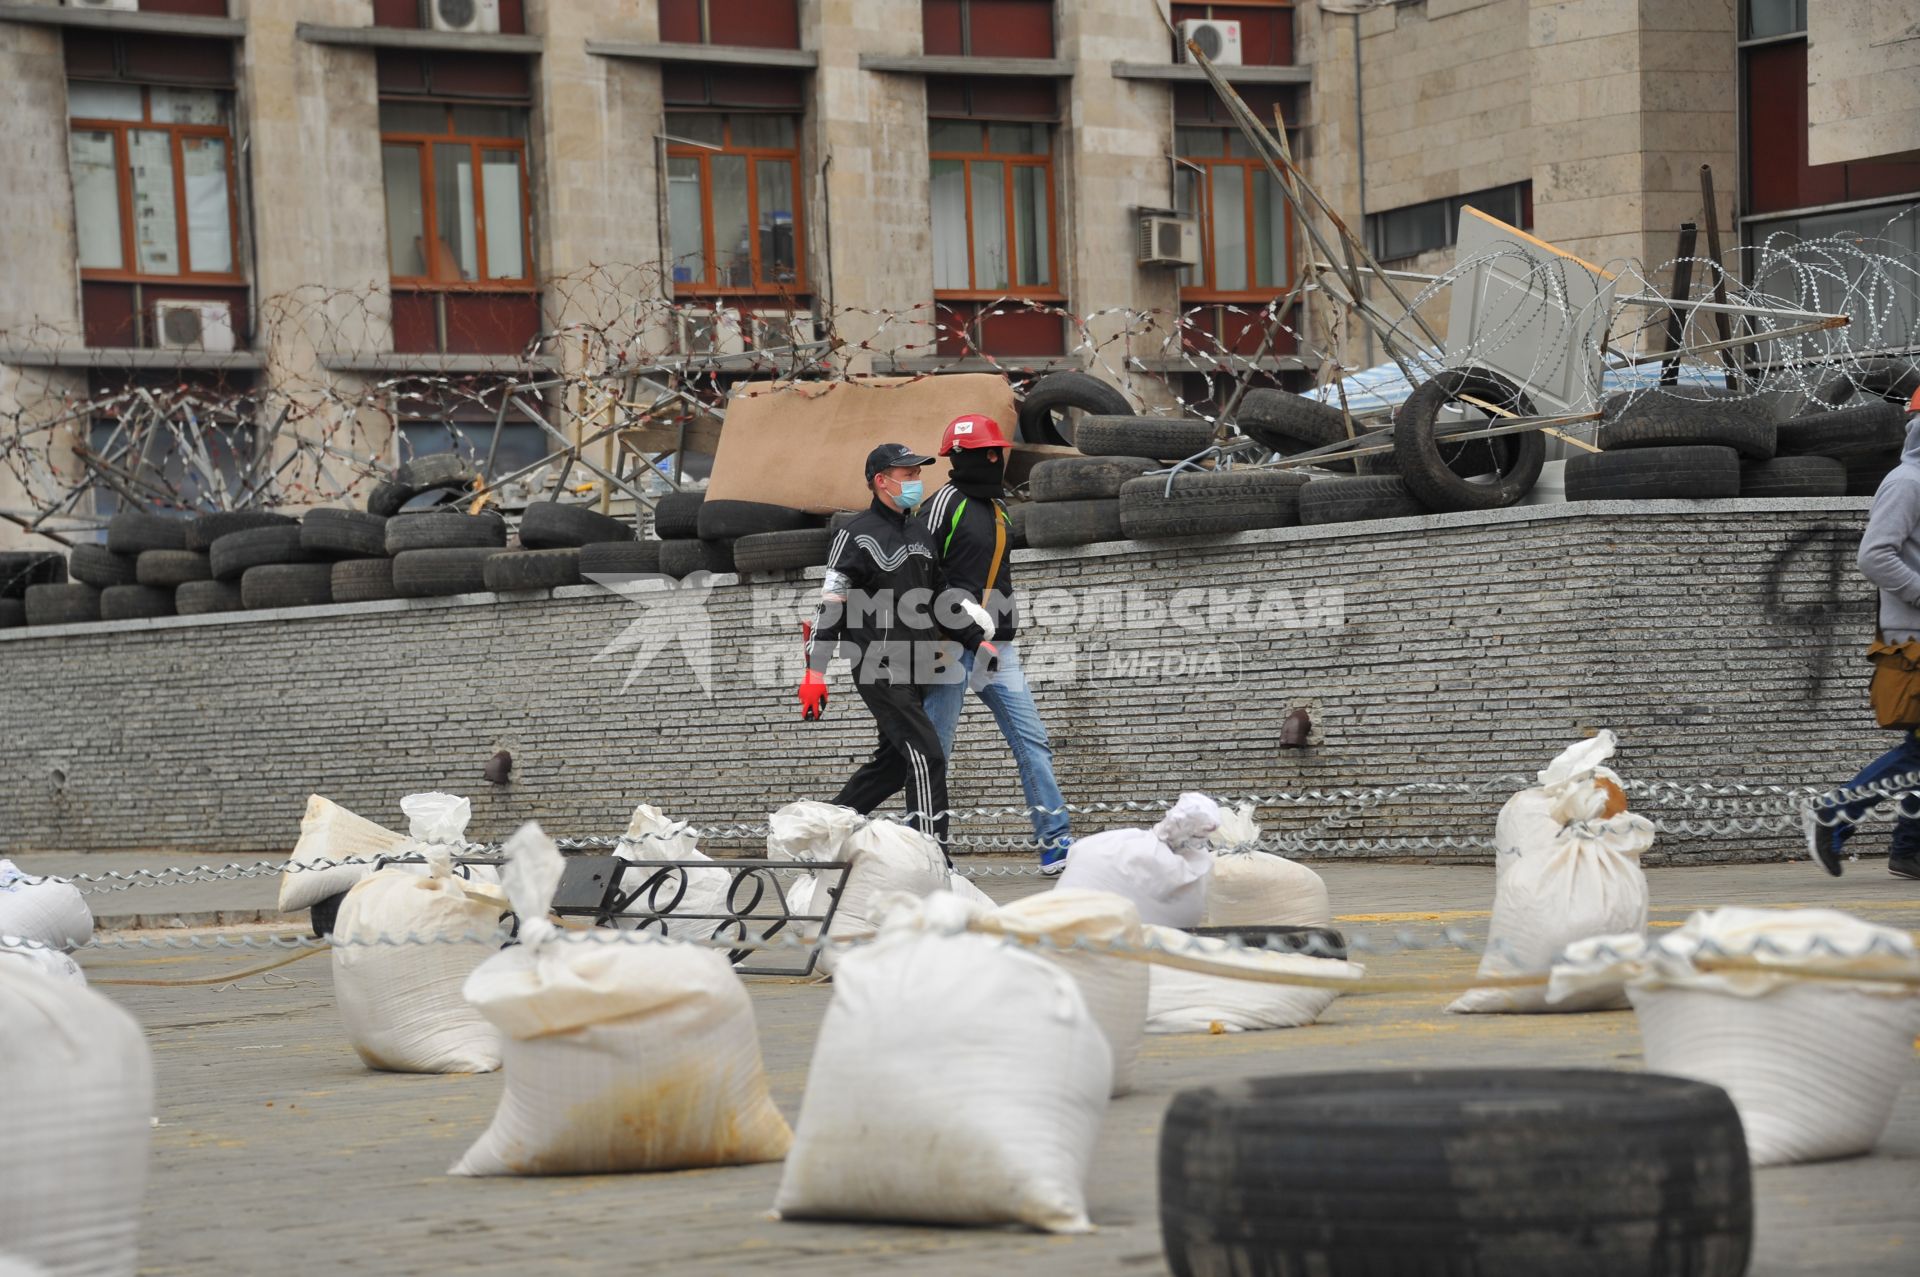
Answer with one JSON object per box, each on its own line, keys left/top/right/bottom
{"left": 948, "top": 447, "right": 1007, "bottom": 500}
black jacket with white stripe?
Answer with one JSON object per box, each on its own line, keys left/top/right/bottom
{"left": 806, "top": 497, "right": 980, "bottom": 685}
{"left": 917, "top": 482, "right": 1018, "bottom": 643}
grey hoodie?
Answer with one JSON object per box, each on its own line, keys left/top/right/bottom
{"left": 1857, "top": 415, "right": 1920, "bottom": 641}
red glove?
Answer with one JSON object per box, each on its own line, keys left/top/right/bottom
{"left": 799, "top": 669, "right": 830, "bottom": 721}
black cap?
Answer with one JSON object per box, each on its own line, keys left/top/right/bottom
{"left": 864, "top": 442, "right": 937, "bottom": 482}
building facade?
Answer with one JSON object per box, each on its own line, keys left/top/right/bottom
{"left": 1, "top": 0, "right": 1915, "bottom": 550}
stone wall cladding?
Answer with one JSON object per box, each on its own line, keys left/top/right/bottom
{"left": 0, "top": 499, "right": 1882, "bottom": 864}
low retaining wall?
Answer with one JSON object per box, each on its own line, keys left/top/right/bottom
{"left": 0, "top": 498, "right": 1881, "bottom": 863}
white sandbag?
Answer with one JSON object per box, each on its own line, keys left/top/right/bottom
{"left": 332, "top": 845, "right": 506, "bottom": 1073}
{"left": 774, "top": 892, "right": 1110, "bottom": 1233}
{"left": 947, "top": 870, "right": 996, "bottom": 910}
{"left": 766, "top": 801, "right": 948, "bottom": 974}
{"left": 1203, "top": 803, "right": 1330, "bottom": 926}
{"left": 453, "top": 823, "right": 791, "bottom": 1176}
{"left": 1143, "top": 923, "right": 1363, "bottom": 1033}
{"left": 277, "top": 794, "right": 407, "bottom": 912}
{"left": 986, "top": 889, "right": 1148, "bottom": 1096}
{"left": 1054, "top": 791, "right": 1218, "bottom": 928}
{"left": 0, "top": 861, "right": 93, "bottom": 951}
{"left": 615, "top": 803, "right": 732, "bottom": 942}
{"left": 0, "top": 959, "right": 152, "bottom": 1277}
{"left": 1448, "top": 732, "right": 1651, "bottom": 1014}
{"left": 0, "top": 1255, "right": 51, "bottom": 1277}
{"left": 1552, "top": 907, "right": 1920, "bottom": 1166}
{"left": 0, "top": 938, "right": 87, "bottom": 986}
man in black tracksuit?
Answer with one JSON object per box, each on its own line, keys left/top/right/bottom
{"left": 798, "top": 443, "right": 981, "bottom": 849}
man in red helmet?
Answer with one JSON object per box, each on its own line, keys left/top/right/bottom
{"left": 919, "top": 413, "right": 1075, "bottom": 873}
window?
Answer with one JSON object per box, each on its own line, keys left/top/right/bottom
{"left": 87, "top": 380, "right": 257, "bottom": 522}
{"left": 658, "top": 0, "right": 801, "bottom": 50}
{"left": 923, "top": 0, "right": 1054, "bottom": 59}
{"left": 1174, "top": 127, "right": 1292, "bottom": 295}
{"left": 665, "top": 112, "right": 804, "bottom": 293}
{"left": 379, "top": 101, "right": 532, "bottom": 287}
{"left": 66, "top": 84, "right": 239, "bottom": 280}
{"left": 1747, "top": 206, "right": 1920, "bottom": 356}
{"left": 929, "top": 121, "right": 1056, "bottom": 294}
{"left": 1741, "top": 0, "right": 1805, "bottom": 39}
{"left": 1365, "top": 182, "right": 1532, "bottom": 262}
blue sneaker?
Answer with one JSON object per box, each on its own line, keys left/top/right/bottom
{"left": 1039, "top": 838, "right": 1072, "bottom": 877}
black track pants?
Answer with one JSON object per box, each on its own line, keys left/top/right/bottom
{"left": 831, "top": 679, "right": 951, "bottom": 851}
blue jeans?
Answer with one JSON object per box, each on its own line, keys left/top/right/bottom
{"left": 1822, "top": 728, "right": 1920, "bottom": 858}
{"left": 923, "top": 640, "right": 1072, "bottom": 850}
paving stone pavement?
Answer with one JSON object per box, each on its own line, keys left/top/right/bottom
{"left": 52, "top": 859, "right": 1919, "bottom": 1277}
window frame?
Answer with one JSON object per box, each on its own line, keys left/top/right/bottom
{"left": 664, "top": 112, "right": 808, "bottom": 296}
{"left": 379, "top": 101, "right": 535, "bottom": 291}
{"left": 928, "top": 119, "right": 1061, "bottom": 300}
{"left": 1364, "top": 182, "right": 1532, "bottom": 264}
{"left": 68, "top": 82, "right": 243, "bottom": 285}
{"left": 1174, "top": 130, "right": 1297, "bottom": 300}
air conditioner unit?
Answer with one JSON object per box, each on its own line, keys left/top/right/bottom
{"left": 750, "top": 312, "right": 820, "bottom": 351}
{"left": 1178, "top": 19, "right": 1243, "bottom": 67}
{"left": 429, "top": 0, "right": 501, "bottom": 35}
{"left": 66, "top": 0, "right": 141, "bottom": 11}
{"left": 153, "top": 301, "right": 236, "bottom": 353}
{"left": 1138, "top": 214, "right": 1200, "bottom": 267}
{"left": 677, "top": 307, "right": 745, "bottom": 357}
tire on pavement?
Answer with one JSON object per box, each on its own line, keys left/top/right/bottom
{"left": 366, "top": 453, "right": 476, "bottom": 517}
{"left": 100, "top": 584, "right": 175, "bottom": 621}
{"left": 1394, "top": 368, "right": 1545, "bottom": 511}
{"left": 1158, "top": 1069, "right": 1751, "bottom": 1277}
{"left": 1021, "top": 498, "right": 1125, "bottom": 548}
{"left": 24, "top": 582, "right": 100, "bottom": 626}
{"left": 734, "top": 528, "right": 833, "bottom": 573}
{"left": 518, "top": 501, "right": 632, "bottom": 549}
{"left": 1075, "top": 416, "right": 1216, "bottom": 461}
{"left": 1597, "top": 392, "right": 1778, "bottom": 459}
{"left": 696, "top": 499, "right": 820, "bottom": 540}
{"left": 1843, "top": 450, "right": 1901, "bottom": 497}
{"left": 1029, "top": 456, "right": 1158, "bottom": 502}
{"left": 383, "top": 509, "right": 508, "bottom": 554}
{"left": 1738, "top": 455, "right": 1846, "bottom": 498}
{"left": 658, "top": 538, "right": 736, "bottom": 577}
{"left": 186, "top": 510, "right": 295, "bottom": 553}
{"left": 175, "top": 579, "right": 245, "bottom": 615}
{"left": 390, "top": 547, "right": 495, "bottom": 598}
{"left": 652, "top": 491, "right": 705, "bottom": 540}
{"left": 302, "top": 508, "right": 389, "bottom": 558}
{"left": 209, "top": 525, "right": 323, "bottom": 581}
{"left": 1118, "top": 469, "right": 1310, "bottom": 540}
{"left": 1297, "top": 475, "right": 1427, "bottom": 525}
{"left": 578, "top": 540, "right": 664, "bottom": 577}
{"left": 68, "top": 543, "right": 139, "bottom": 589}
{"left": 1564, "top": 445, "right": 1742, "bottom": 501}
{"left": 240, "top": 563, "right": 333, "bottom": 610}
{"left": 106, "top": 510, "right": 192, "bottom": 555}
{"left": 483, "top": 548, "right": 582, "bottom": 592}
{"left": 330, "top": 557, "right": 397, "bottom": 603}
{"left": 0, "top": 551, "right": 66, "bottom": 598}
{"left": 1017, "top": 370, "right": 1133, "bottom": 447}
{"left": 1775, "top": 400, "right": 1907, "bottom": 458}
{"left": 135, "top": 550, "right": 212, "bottom": 588}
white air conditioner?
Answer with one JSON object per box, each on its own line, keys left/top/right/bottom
{"left": 677, "top": 306, "right": 745, "bottom": 357}
{"left": 66, "top": 0, "right": 141, "bottom": 11}
{"left": 153, "top": 301, "right": 236, "bottom": 353}
{"left": 430, "top": 0, "right": 501, "bottom": 35}
{"left": 1178, "top": 19, "right": 1243, "bottom": 67}
{"left": 1138, "top": 214, "right": 1200, "bottom": 267}
{"left": 750, "top": 312, "right": 820, "bottom": 351}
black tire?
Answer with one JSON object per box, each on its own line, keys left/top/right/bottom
{"left": 1189, "top": 924, "right": 1347, "bottom": 959}
{"left": 1022, "top": 498, "right": 1125, "bottom": 548}
{"left": 302, "top": 508, "right": 389, "bottom": 558}
{"left": 0, "top": 598, "right": 23, "bottom": 629}
{"left": 1843, "top": 450, "right": 1901, "bottom": 497}
{"left": 135, "top": 550, "right": 211, "bottom": 588}
{"left": 652, "top": 491, "right": 705, "bottom": 540}
{"left": 1235, "top": 388, "right": 1354, "bottom": 450}
{"left": 578, "top": 540, "right": 664, "bottom": 577}
{"left": 1394, "top": 368, "right": 1545, "bottom": 511}
{"left": 106, "top": 510, "right": 191, "bottom": 555}
{"left": 1159, "top": 1069, "right": 1751, "bottom": 1277}
{"left": 240, "top": 563, "right": 333, "bottom": 610}
{"left": 383, "top": 510, "right": 508, "bottom": 554}
{"left": 209, "top": 526, "right": 323, "bottom": 580}
{"left": 1298, "top": 475, "right": 1427, "bottom": 525}
{"left": 25, "top": 582, "right": 100, "bottom": 625}
{"left": 659, "top": 538, "right": 736, "bottom": 576}
{"left": 330, "top": 557, "right": 397, "bottom": 603}
{"left": 1738, "top": 455, "right": 1846, "bottom": 498}
{"left": 366, "top": 453, "right": 476, "bottom": 517}
{"left": 310, "top": 890, "right": 349, "bottom": 939}
{"left": 1118, "top": 470, "right": 1310, "bottom": 539}
{"left": 390, "top": 548, "right": 495, "bottom": 598}
{"left": 696, "top": 499, "right": 820, "bottom": 540}
{"left": 68, "top": 543, "right": 139, "bottom": 588}
{"left": 827, "top": 510, "right": 861, "bottom": 536}
{"left": 175, "top": 579, "right": 245, "bottom": 616}
{"left": 0, "top": 551, "right": 66, "bottom": 599}
{"left": 1859, "top": 357, "right": 1920, "bottom": 402}
{"left": 1564, "top": 445, "right": 1742, "bottom": 501}
{"left": 186, "top": 510, "right": 295, "bottom": 553}
{"left": 99, "top": 583, "right": 175, "bottom": 621}
{"left": 1029, "top": 456, "right": 1158, "bottom": 502}
{"left": 1597, "top": 392, "right": 1777, "bottom": 459}
{"left": 1075, "top": 416, "right": 1217, "bottom": 461}
{"left": 1017, "top": 370, "right": 1133, "bottom": 447}
{"left": 483, "top": 548, "right": 582, "bottom": 591}
{"left": 1007, "top": 502, "right": 1029, "bottom": 551}
{"left": 518, "top": 501, "right": 632, "bottom": 549}
{"left": 1775, "top": 400, "right": 1907, "bottom": 458}
{"left": 734, "top": 528, "right": 833, "bottom": 573}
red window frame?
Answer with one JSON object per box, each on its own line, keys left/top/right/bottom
{"left": 1174, "top": 129, "right": 1297, "bottom": 300}
{"left": 664, "top": 113, "right": 807, "bottom": 296}
{"left": 379, "top": 103, "right": 535, "bottom": 291}
{"left": 69, "top": 84, "right": 243, "bottom": 285}
{"left": 928, "top": 121, "right": 1061, "bottom": 301}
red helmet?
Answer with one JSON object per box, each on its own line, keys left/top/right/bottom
{"left": 940, "top": 413, "right": 1012, "bottom": 454}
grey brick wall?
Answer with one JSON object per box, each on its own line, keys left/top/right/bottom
{"left": 0, "top": 498, "right": 1886, "bottom": 864}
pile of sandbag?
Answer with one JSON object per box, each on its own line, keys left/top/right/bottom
{"left": 1, "top": 956, "right": 152, "bottom": 1276}
{"left": 766, "top": 800, "right": 947, "bottom": 973}
{"left": 774, "top": 892, "right": 1110, "bottom": 1232}
{"left": 0, "top": 859, "right": 93, "bottom": 954}
{"left": 614, "top": 803, "right": 733, "bottom": 942}
{"left": 1551, "top": 906, "right": 1920, "bottom": 1166}
{"left": 1202, "top": 803, "right": 1330, "bottom": 927}
{"left": 331, "top": 842, "right": 508, "bottom": 1073}
{"left": 1449, "top": 732, "right": 1653, "bottom": 1013}
{"left": 1143, "top": 924, "right": 1363, "bottom": 1033}
{"left": 453, "top": 823, "right": 792, "bottom": 1176}
{"left": 1054, "top": 792, "right": 1219, "bottom": 927}
{"left": 276, "top": 794, "right": 411, "bottom": 917}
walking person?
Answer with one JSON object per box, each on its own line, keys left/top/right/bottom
{"left": 1810, "top": 387, "right": 1920, "bottom": 879}
{"left": 918, "top": 414, "right": 1075, "bottom": 874}
{"left": 800, "top": 443, "right": 972, "bottom": 852}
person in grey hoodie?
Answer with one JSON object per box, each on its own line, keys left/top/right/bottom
{"left": 1809, "top": 394, "right": 1920, "bottom": 879}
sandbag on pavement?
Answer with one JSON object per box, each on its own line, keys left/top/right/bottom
{"left": 766, "top": 801, "right": 948, "bottom": 973}
{"left": 614, "top": 803, "right": 732, "bottom": 942}
{"left": 984, "top": 889, "right": 1148, "bottom": 1096}
{"left": 1054, "top": 792, "right": 1219, "bottom": 927}
{"left": 453, "top": 824, "right": 792, "bottom": 1176}
{"left": 277, "top": 794, "right": 408, "bottom": 913}
{"left": 0, "top": 939, "right": 86, "bottom": 986}
{"left": 1203, "top": 803, "right": 1330, "bottom": 927}
{"left": 774, "top": 892, "right": 1110, "bottom": 1232}
{"left": 1143, "top": 924, "right": 1363, "bottom": 1033}
{"left": 0, "top": 861, "right": 92, "bottom": 952}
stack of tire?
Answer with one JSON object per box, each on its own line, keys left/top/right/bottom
{"left": 650, "top": 491, "right": 827, "bottom": 577}
{"left": 1, "top": 549, "right": 66, "bottom": 629}
{"left": 482, "top": 501, "right": 633, "bottom": 593}
{"left": 1772, "top": 391, "right": 1910, "bottom": 498}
